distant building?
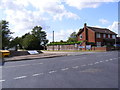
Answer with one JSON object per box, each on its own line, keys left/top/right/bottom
{"left": 77, "top": 23, "right": 117, "bottom": 47}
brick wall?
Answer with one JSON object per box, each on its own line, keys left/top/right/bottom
{"left": 47, "top": 45, "right": 115, "bottom": 51}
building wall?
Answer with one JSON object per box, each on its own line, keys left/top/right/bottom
{"left": 77, "top": 30, "right": 85, "bottom": 41}
{"left": 87, "top": 28, "right": 95, "bottom": 43}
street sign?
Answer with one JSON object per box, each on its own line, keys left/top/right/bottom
{"left": 86, "top": 45, "right": 91, "bottom": 50}
{"left": 28, "top": 50, "right": 39, "bottom": 54}
{"left": 79, "top": 46, "right": 85, "bottom": 48}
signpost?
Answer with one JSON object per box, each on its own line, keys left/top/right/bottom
{"left": 86, "top": 45, "right": 91, "bottom": 50}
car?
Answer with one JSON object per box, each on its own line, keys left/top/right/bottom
{"left": 0, "top": 50, "right": 10, "bottom": 57}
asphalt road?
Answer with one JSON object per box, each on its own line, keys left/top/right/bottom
{"left": 1, "top": 51, "right": 119, "bottom": 88}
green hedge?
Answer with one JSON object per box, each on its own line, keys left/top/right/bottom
{"left": 47, "top": 41, "right": 83, "bottom": 46}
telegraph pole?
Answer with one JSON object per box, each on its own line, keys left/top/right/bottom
{"left": 53, "top": 31, "right": 54, "bottom": 51}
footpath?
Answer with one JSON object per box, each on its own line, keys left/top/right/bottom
{"left": 4, "top": 51, "right": 96, "bottom": 62}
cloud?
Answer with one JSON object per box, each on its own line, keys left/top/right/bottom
{"left": 99, "top": 19, "right": 109, "bottom": 24}
{"left": 108, "top": 21, "right": 119, "bottom": 34}
{"left": 47, "top": 29, "right": 78, "bottom": 42}
{"left": 64, "top": 0, "right": 119, "bottom": 10}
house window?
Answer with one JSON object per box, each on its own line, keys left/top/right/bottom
{"left": 80, "top": 34, "right": 82, "bottom": 39}
{"left": 96, "top": 42, "right": 101, "bottom": 47}
{"left": 96, "top": 33, "right": 100, "bottom": 38}
{"left": 112, "top": 35, "right": 116, "bottom": 39}
{"left": 103, "top": 34, "right": 106, "bottom": 38}
{"left": 108, "top": 34, "right": 110, "bottom": 38}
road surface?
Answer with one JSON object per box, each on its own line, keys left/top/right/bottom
{"left": 1, "top": 51, "right": 119, "bottom": 88}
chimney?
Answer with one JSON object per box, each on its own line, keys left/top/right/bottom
{"left": 84, "top": 23, "right": 87, "bottom": 28}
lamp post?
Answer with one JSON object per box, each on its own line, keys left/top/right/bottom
{"left": 53, "top": 31, "right": 54, "bottom": 51}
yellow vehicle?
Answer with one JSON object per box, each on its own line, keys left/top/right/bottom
{"left": 0, "top": 50, "right": 10, "bottom": 57}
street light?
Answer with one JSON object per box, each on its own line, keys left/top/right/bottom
{"left": 53, "top": 31, "right": 54, "bottom": 51}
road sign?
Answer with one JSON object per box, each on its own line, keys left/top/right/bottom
{"left": 28, "top": 50, "right": 39, "bottom": 54}
{"left": 86, "top": 45, "right": 91, "bottom": 50}
{"left": 79, "top": 46, "right": 85, "bottom": 48}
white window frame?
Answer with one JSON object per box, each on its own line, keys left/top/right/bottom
{"left": 80, "top": 34, "right": 82, "bottom": 39}
{"left": 96, "top": 33, "right": 101, "bottom": 38}
{"left": 103, "top": 34, "right": 106, "bottom": 38}
{"left": 108, "top": 34, "right": 110, "bottom": 38}
{"left": 112, "top": 35, "right": 116, "bottom": 39}
{"left": 96, "top": 42, "right": 101, "bottom": 47}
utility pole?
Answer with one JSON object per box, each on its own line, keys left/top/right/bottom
{"left": 53, "top": 31, "right": 54, "bottom": 51}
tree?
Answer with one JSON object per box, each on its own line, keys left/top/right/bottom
{"left": 9, "top": 37, "right": 22, "bottom": 50}
{"left": 31, "top": 26, "right": 48, "bottom": 46}
{"left": 22, "top": 34, "right": 41, "bottom": 50}
{"left": 67, "top": 32, "right": 77, "bottom": 42}
{"left": 21, "top": 26, "right": 48, "bottom": 50}
{"left": 0, "top": 20, "right": 13, "bottom": 49}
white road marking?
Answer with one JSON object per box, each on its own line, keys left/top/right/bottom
{"left": 14, "top": 76, "right": 27, "bottom": 79}
{"left": 94, "top": 62, "right": 99, "bottom": 64}
{"left": 32, "top": 63, "right": 43, "bottom": 65}
{"left": 61, "top": 68, "right": 69, "bottom": 71}
{"left": 105, "top": 60, "right": 109, "bottom": 62}
{"left": 81, "top": 65, "right": 86, "bottom": 66}
{"left": 32, "top": 73, "right": 44, "bottom": 76}
{"left": 99, "top": 61, "right": 103, "bottom": 63}
{"left": 88, "top": 63, "right": 93, "bottom": 66}
{"left": 113, "top": 58, "right": 117, "bottom": 60}
{"left": 72, "top": 66, "right": 79, "bottom": 69}
{"left": 4, "top": 63, "right": 43, "bottom": 68}
{"left": 110, "top": 59, "right": 113, "bottom": 61}
{"left": 48, "top": 70, "right": 57, "bottom": 74}
{"left": 0, "top": 80, "right": 5, "bottom": 82}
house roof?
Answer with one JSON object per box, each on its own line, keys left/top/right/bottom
{"left": 87, "top": 26, "right": 117, "bottom": 35}
{"left": 77, "top": 26, "right": 117, "bottom": 35}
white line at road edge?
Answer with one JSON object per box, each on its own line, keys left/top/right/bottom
{"left": 0, "top": 80, "right": 5, "bottom": 82}
{"left": 14, "top": 76, "right": 27, "bottom": 79}
{"left": 3, "top": 63, "right": 43, "bottom": 68}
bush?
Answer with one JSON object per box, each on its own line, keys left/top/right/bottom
{"left": 47, "top": 41, "right": 83, "bottom": 46}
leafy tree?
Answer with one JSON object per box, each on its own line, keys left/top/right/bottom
{"left": 22, "top": 34, "right": 39, "bottom": 50}
{"left": 31, "top": 26, "right": 48, "bottom": 46}
{"left": 67, "top": 32, "right": 77, "bottom": 42}
{"left": 9, "top": 37, "right": 22, "bottom": 49}
{"left": 21, "top": 26, "right": 48, "bottom": 50}
{"left": 0, "top": 20, "right": 13, "bottom": 49}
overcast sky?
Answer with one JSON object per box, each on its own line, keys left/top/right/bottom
{"left": 0, "top": 0, "right": 119, "bottom": 42}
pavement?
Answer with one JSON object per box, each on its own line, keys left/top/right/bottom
{"left": 1, "top": 51, "right": 119, "bottom": 88}
{"left": 4, "top": 51, "right": 97, "bottom": 62}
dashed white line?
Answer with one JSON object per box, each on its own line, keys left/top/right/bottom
{"left": 0, "top": 80, "right": 5, "bottom": 82}
{"left": 61, "top": 68, "right": 69, "bottom": 71}
{"left": 94, "top": 62, "right": 99, "bottom": 64}
{"left": 113, "top": 58, "right": 117, "bottom": 60}
{"left": 14, "top": 76, "right": 27, "bottom": 79}
{"left": 48, "top": 70, "right": 57, "bottom": 74}
{"left": 72, "top": 66, "right": 79, "bottom": 69}
{"left": 105, "top": 60, "right": 109, "bottom": 62}
{"left": 88, "top": 63, "right": 93, "bottom": 66}
{"left": 32, "top": 73, "right": 44, "bottom": 76}
{"left": 81, "top": 65, "right": 86, "bottom": 67}
{"left": 99, "top": 61, "right": 103, "bottom": 63}
{"left": 110, "top": 59, "right": 113, "bottom": 61}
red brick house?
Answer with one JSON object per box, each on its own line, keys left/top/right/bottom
{"left": 77, "top": 23, "right": 117, "bottom": 47}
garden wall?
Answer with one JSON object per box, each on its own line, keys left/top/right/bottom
{"left": 47, "top": 45, "right": 115, "bottom": 51}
